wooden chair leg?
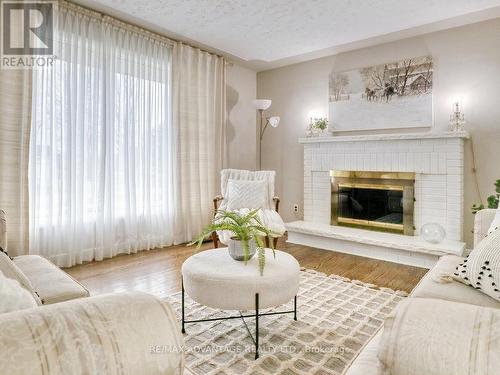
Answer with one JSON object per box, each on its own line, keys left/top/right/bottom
{"left": 212, "top": 232, "right": 219, "bottom": 248}
{"left": 273, "top": 237, "right": 279, "bottom": 248}
{"left": 265, "top": 236, "right": 270, "bottom": 248}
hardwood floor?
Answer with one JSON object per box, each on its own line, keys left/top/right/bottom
{"left": 66, "top": 238, "right": 428, "bottom": 298}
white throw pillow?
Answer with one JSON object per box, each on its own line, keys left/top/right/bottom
{"left": 488, "top": 209, "right": 500, "bottom": 235}
{"left": 454, "top": 227, "right": 500, "bottom": 302}
{"left": 0, "top": 251, "right": 36, "bottom": 296}
{"left": 0, "top": 270, "right": 37, "bottom": 314}
{"left": 225, "top": 179, "right": 268, "bottom": 210}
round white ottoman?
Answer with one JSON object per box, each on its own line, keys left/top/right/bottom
{"left": 181, "top": 248, "right": 300, "bottom": 359}
{"left": 181, "top": 248, "right": 300, "bottom": 311}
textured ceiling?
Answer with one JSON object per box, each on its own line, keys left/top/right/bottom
{"left": 82, "top": 0, "right": 500, "bottom": 67}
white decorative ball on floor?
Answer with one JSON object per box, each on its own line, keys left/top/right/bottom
{"left": 421, "top": 223, "right": 446, "bottom": 244}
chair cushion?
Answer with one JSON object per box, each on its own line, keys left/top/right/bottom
{"left": 411, "top": 255, "right": 500, "bottom": 308}
{"left": 13, "top": 255, "right": 89, "bottom": 304}
{"left": 0, "top": 270, "right": 38, "bottom": 314}
{"left": 225, "top": 179, "right": 268, "bottom": 210}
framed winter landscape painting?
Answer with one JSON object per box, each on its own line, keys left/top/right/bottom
{"left": 328, "top": 56, "right": 433, "bottom": 131}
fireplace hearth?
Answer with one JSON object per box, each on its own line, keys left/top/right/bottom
{"left": 331, "top": 171, "right": 415, "bottom": 235}
{"left": 287, "top": 132, "right": 467, "bottom": 268}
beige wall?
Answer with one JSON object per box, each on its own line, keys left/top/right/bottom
{"left": 226, "top": 64, "right": 257, "bottom": 171}
{"left": 257, "top": 18, "right": 500, "bottom": 246}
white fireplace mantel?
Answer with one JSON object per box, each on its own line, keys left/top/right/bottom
{"left": 298, "top": 131, "right": 469, "bottom": 144}
{"left": 286, "top": 131, "right": 469, "bottom": 268}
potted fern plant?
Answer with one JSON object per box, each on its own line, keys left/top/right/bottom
{"left": 188, "top": 209, "right": 277, "bottom": 275}
{"left": 312, "top": 117, "right": 328, "bottom": 136}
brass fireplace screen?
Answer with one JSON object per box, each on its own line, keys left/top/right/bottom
{"left": 330, "top": 171, "right": 415, "bottom": 235}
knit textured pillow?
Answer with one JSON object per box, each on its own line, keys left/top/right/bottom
{"left": 225, "top": 179, "right": 268, "bottom": 211}
{"left": 454, "top": 228, "right": 500, "bottom": 302}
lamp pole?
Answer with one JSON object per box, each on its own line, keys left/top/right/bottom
{"left": 253, "top": 99, "right": 278, "bottom": 170}
{"left": 258, "top": 109, "right": 264, "bottom": 170}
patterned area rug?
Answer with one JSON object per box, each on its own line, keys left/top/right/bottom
{"left": 164, "top": 269, "right": 407, "bottom": 375}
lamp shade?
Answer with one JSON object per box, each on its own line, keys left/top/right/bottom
{"left": 253, "top": 99, "right": 272, "bottom": 110}
{"left": 268, "top": 116, "right": 280, "bottom": 128}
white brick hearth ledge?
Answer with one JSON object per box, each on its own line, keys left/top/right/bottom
{"left": 291, "top": 131, "right": 469, "bottom": 268}
{"left": 286, "top": 221, "right": 465, "bottom": 268}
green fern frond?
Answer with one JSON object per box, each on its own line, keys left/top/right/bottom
{"left": 216, "top": 210, "right": 245, "bottom": 226}
{"left": 258, "top": 247, "right": 266, "bottom": 276}
{"left": 254, "top": 235, "right": 265, "bottom": 248}
{"left": 188, "top": 208, "right": 278, "bottom": 275}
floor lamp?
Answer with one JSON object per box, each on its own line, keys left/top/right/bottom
{"left": 253, "top": 99, "right": 280, "bottom": 170}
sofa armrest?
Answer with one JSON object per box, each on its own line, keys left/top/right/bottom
{"left": 0, "top": 292, "right": 184, "bottom": 375}
{"left": 13, "top": 255, "right": 89, "bottom": 304}
{"left": 474, "top": 208, "right": 496, "bottom": 247}
{"left": 379, "top": 298, "right": 500, "bottom": 375}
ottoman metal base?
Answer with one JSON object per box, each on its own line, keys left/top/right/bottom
{"left": 181, "top": 278, "right": 298, "bottom": 360}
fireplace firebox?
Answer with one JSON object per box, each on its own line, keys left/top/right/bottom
{"left": 331, "top": 171, "right": 415, "bottom": 235}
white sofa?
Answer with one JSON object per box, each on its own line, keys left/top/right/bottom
{"left": 0, "top": 209, "right": 89, "bottom": 305}
{"left": 0, "top": 210, "right": 184, "bottom": 375}
{"left": 346, "top": 208, "right": 500, "bottom": 375}
{"left": 0, "top": 292, "right": 185, "bottom": 375}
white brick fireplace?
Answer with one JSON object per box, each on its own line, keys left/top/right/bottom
{"left": 286, "top": 132, "right": 469, "bottom": 268}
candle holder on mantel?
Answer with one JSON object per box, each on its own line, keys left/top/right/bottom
{"left": 449, "top": 102, "right": 465, "bottom": 132}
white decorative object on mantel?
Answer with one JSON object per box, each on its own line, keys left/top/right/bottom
{"left": 449, "top": 101, "right": 466, "bottom": 132}
{"left": 290, "top": 131, "right": 469, "bottom": 268}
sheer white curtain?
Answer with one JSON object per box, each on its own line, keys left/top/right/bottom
{"left": 172, "top": 44, "right": 226, "bottom": 244}
{"left": 29, "top": 5, "right": 175, "bottom": 266}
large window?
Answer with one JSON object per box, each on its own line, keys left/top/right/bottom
{"left": 29, "top": 9, "right": 174, "bottom": 266}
